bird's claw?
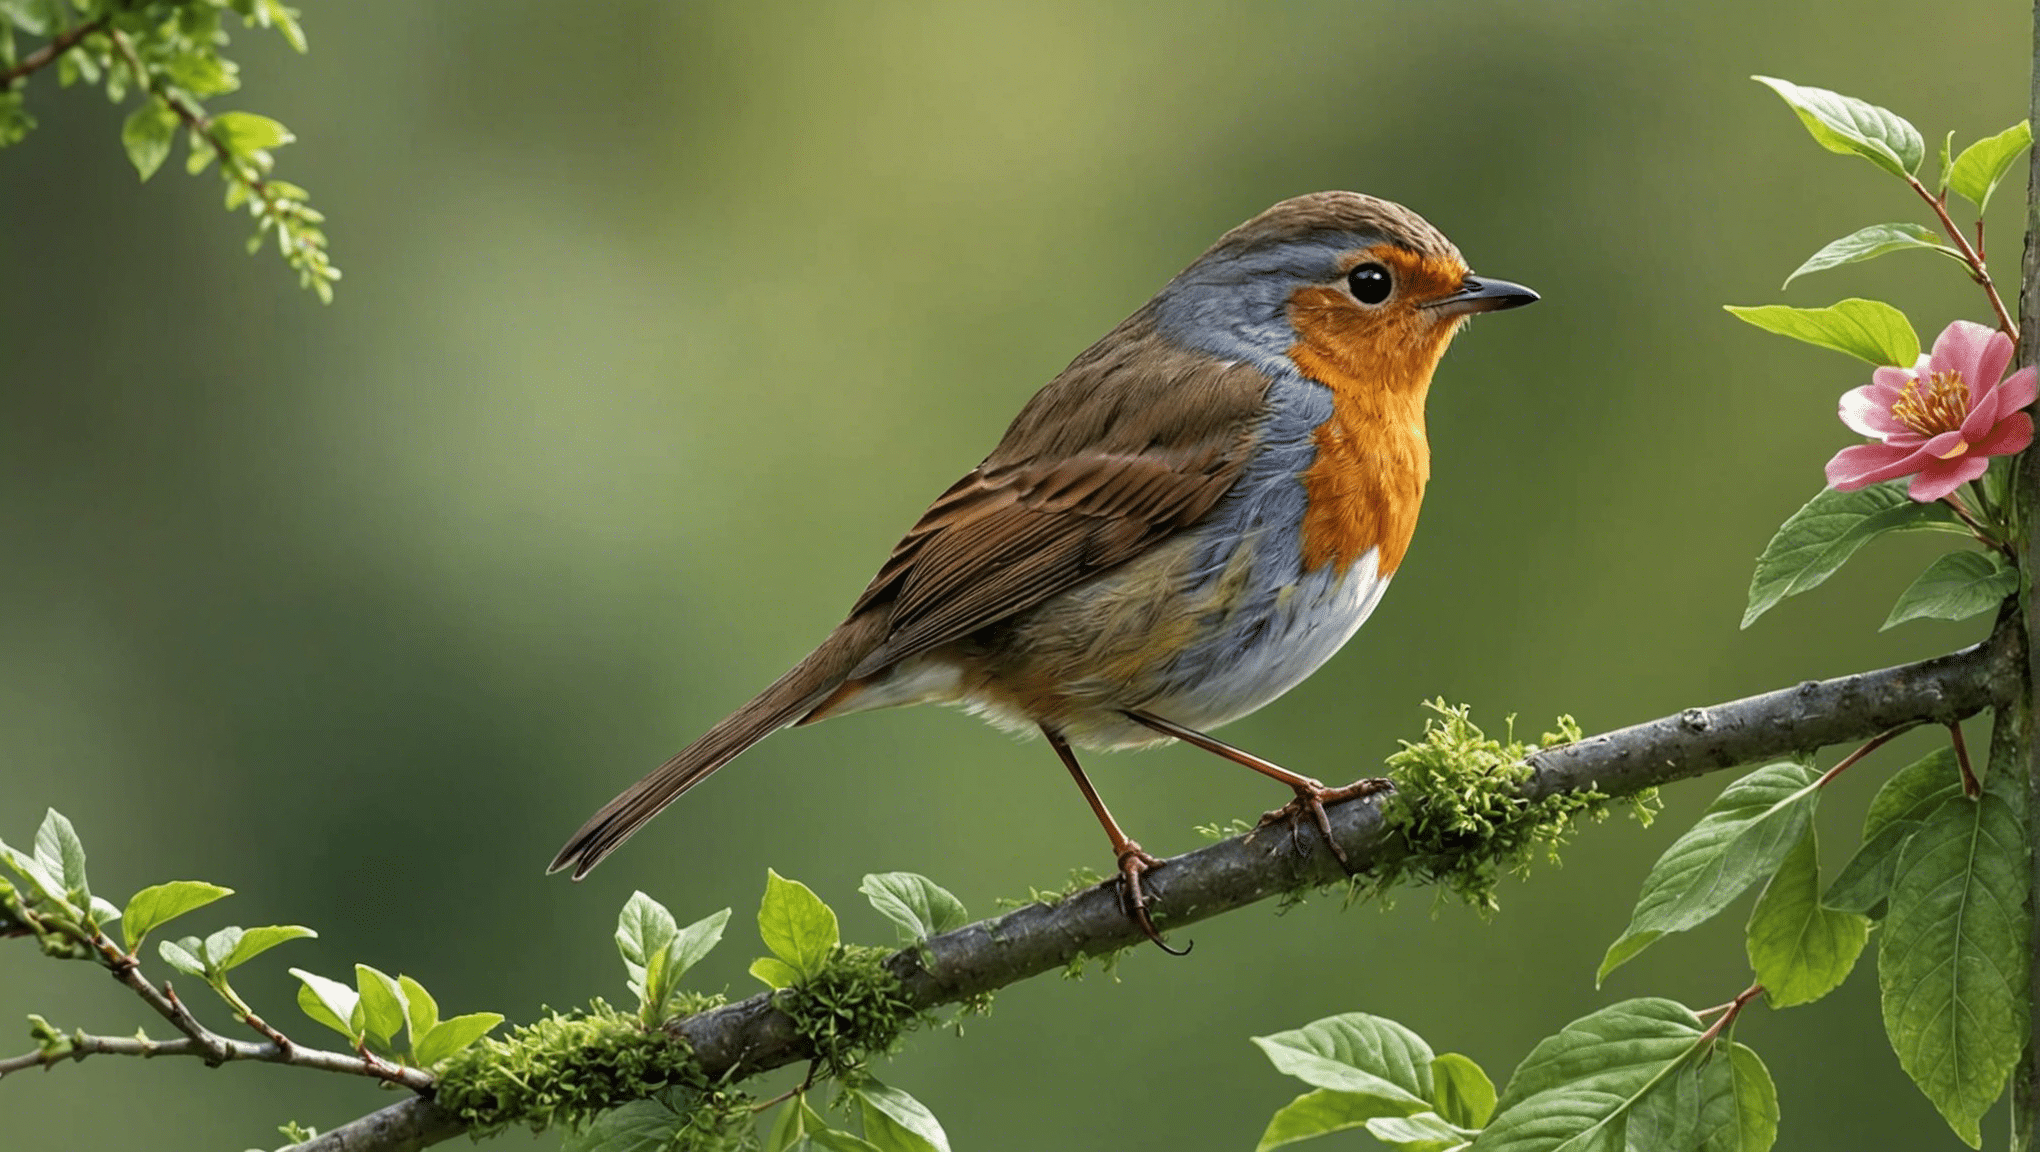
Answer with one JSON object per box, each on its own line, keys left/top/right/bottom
{"left": 1256, "top": 777, "right": 1394, "bottom": 872}
{"left": 1114, "top": 843, "right": 1190, "bottom": 956}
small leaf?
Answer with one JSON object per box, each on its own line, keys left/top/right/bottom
{"left": 802, "top": 1101, "right": 883, "bottom": 1152}
{"left": 1494, "top": 998, "right": 1703, "bottom": 1114}
{"left": 413, "top": 1012, "right": 504, "bottom": 1066}
{"left": 354, "top": 964, "right": 407, "bottom": 1047}
{"left": 34, "top": 809, "right": 88, "bottom": 897}
{"left": 1879, "top": 759, "right": 2028, "bottom": 1146}
{"left": 1599, "top": 762, "right": 1820, "bottom": 983}
{"left": 1753, "top": 76, "right": 1924, "bottom": 177}
{"left": 1827, "top": 748, "right": 1965, "bottom": 916}
{"left": 758, "top": 869, "right": 839, "bottom": 982}
{"left": 291, "top": 968, "right": 362, "bottom": 1042}
{"left": 1938, "top": 130, "right": 1955, "bottom": 193}
{"left": 1251, "top": 1013, "right": 1434, "bottom": 1110}
{"left": 159, "top": 936, "right": 207, "bottom": 977}
{"left": 1781, "top": 223, "right": 1956, "bottom": 288}
{"left": 766, "top": 1094, "right": 807, "bottom": 1152}
{"left": 122, "top": 881, "right": 233, "bottom": 951}
{"left": 750, "top": 956, "right": 802, "bottom": 990}
{"left": 1365, "top": 1112, "right": 1474, "bottom": 1152}
{"left": 1257, "top": 1089, "right": 1407, "bottom": 1151}
{"left": 1724, "top": 298, "right": 1919, "bottom": 366}
{"left": 120, "top": 98, "right": 178, "bottom": 181}
{"left": 560, "top": 1099, "right": 686, "bottom": 1152}
{"left": 667, "top": 907, "right": 732, "bottom": 983}
{"left": 857, "top": 1082, "right": 951, "bottom": 1152}
{"left": 203, "top": 925, "right": 244, "bottom": 970}
{"left": 1742, "top": 480, "right": 1959, "bottom": 629}
{"left": 616, "top": 890, "right": 679, "bottom": 1009}
{"left": 1881, "top": 550, "right": 2019, "bottom": 630}
{"left": 1718, "top": 1044, "right": 1781, "bottom": 1152}
{"left": 860, "top": 872, "right": 969, "bottom": 942}
{"left": 211, "top": 110, "right": 292, "bottom": 156}
{"left": 1744, "top": 824, "right": 1869, "bottom": 1006}
{"left": 1431, "top": 1053, "right": 1498, "bottom": 1129}
{"left": 1948, "top": 121, "right": 2032, "bottom": 212}
{"left": 221, "top": 924, "right": 315, "bottom": 971}
{"left": 399, "top": 974, "right": 439, "bottom": 1042}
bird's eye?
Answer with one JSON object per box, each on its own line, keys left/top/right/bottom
{"left": 1346, "top": 263, "right": 1391, "bottom": 305}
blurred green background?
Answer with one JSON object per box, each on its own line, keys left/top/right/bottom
{"left": 1, "top": 1, "right": 2032, "bottom": 1148}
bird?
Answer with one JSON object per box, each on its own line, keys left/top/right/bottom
{"left": 550, "top": 191, "right": 1537, "bottom": 950}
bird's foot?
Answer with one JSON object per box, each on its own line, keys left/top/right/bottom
{"left": 1256, "top": 777, "right": 1395, "bottom": 871}
{"left": 1113, "top": 842, "right": 1190, "bottom": 956}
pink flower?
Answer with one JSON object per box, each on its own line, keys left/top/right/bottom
{"left": 1826, "top": 320, "right": 2036, "bottom": 502}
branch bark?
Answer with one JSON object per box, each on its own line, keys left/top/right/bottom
{"left": 292, "top": 628, "right": 2017, "bottom": 1152}
{"left": 0, "top": 17, "right": 108, "bottom": 89}
{"left": 2014, "top": 1, "right": 2040, "bottom": 1143}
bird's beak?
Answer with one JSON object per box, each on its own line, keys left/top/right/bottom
{"left": 1427, "top": 276, "right": 1539, "bottom": 317}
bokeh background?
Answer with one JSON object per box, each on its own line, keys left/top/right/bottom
{"left": 1, "top": 1, "right": 2033, "bottom": 1148}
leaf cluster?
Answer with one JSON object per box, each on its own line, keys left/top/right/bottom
{"left": 1, "top": 0, "right": 337, "bottom": 297}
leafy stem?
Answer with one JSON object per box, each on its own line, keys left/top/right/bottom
{"left": 1907, "top": 172, "right": 2019, "bottom": 339}
{"left": 0, "top": 16, "right": 109, "bottom": 88}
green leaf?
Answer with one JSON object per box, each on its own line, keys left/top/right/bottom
{"left": 211, "top": 110, "right": 292, "bottom": 157}
{"left": 1470, "top": 1088, "right": 1631, "bottom": 1152}
{"left": 1724, "top": 298, "right": 1919, "bottom": 366}
{"left": 857, "top": 1082, "right": 951, "bottom": 1152}
{"left": 1432, "top": 1053, "right": 1498, "bottom": 1128}
{"left": 120, "top": 99, "right": 178, "bottom": 181}
{"left": 801, "top": 1101, "right": 883, "bottom": 1152}
{"left": 34, "top": 809, "right": 88, "bottom": 897}
{"left": 1881, "top": 550, "right": 2019, "bottom": 630}
{"left": 1827, "top": 748, "right": 1965, "bottom": 916}
{"left": 750, "top": 956, "right": 802, "bottom": 990}
{"left": 1744, "top": 824, "right": 1869, "bottom": 1006}
{"left": 203, "top": 925, "right": 243, "bottom": 970}
{"left": 1742, "top": 481, "right": 1959, "bottom": 629}
{"left": 221, "top": 924, "right": 315, "bottom": 970}
{"left": 1780, "top": 223, "right": 1956, "bottom": 288}
{"left": 667, "top": 907, "right": 731, "bottom": 983}
{"left": 1716, "top": 1045, "right": 1780, "bottom": 1152}
{"left": 860, "top": 872, "right": 969, "bottom": 942}
{"left": 766, "top": 1094, "right": 807, "bottom": 1152}
{"left": 1251, "top": 1013, "right": 1434, "bottom": 1110}
{"left": 758, "top": 869, "right": 839, "bottom": 982}
{"left": 561, "top": 1099, "right": 686, "bottom": 1152}
{"left": 1257, "top": 1089, "right": 1409, "bottom": 1151}
{"left": 1879, "top": 763, "right": 2028, "bottom": 1146}
{"left": 399, "top": 974, "right": 439, "bottom": 1042}
{"left": 159, "top": 936, "right": 207, "bottom": 977}
{"left": 122, "top": 881, "right": 232, "bottom": 950}
{"left": 354, "top": 964, "right": 407, "bottom": 1047}
{"left": 616, "top": 890, "right": 679, "bottom": 1010}
{"left": 1938, "top": 130, "right": 1955, "bottom": 193}
{"left": 1494, "top": 999, "right": 1703, "bottom": 1114}
{"left": 291, "top": 968, "right": 362, "bottom": 1042}
{"left": 1599, "top": 762, "right": 1820, "bottom": 983}
{"left": 1366, "top": 1112, "right": 1475, "bottom": 1152}
{"left": 256, "top": 0, "right": 310, "bottom": 53}
{"left": 413, "top": 1012, "right": 504, "bottom": 1066}
{"left": 1752, "top": 76, "right": 1924, "bottom": 177}
{"left": 1948, "top": 121, "right": 2032, "bottom": 212}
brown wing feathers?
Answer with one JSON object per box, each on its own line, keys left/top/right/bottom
{"left": 549, "top": 310, "right": 1270, "bottom": 878}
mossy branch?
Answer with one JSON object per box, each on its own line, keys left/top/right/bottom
{"left": 293, "top": 624, "right": 2017, "bottom": 1152}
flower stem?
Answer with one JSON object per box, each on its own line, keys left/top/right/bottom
{"left": 1908, "top": 175, "right": 2019, "bottom": 340}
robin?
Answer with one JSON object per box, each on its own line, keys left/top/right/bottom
{"left": 550, "top": 191, "right": 1536, "bottom": 950}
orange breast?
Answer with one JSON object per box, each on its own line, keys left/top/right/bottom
{"left": 1285, "top": 285, "right": 1458, "bottom": 577}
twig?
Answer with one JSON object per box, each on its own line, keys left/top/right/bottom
{"left": 293, "top": 625, "right": 2018, "bottom": 1152}
{"left": 0, "top": 1026, "right": 431, "bottom": 1088}
{"left": 1908, "top": 174, "right": 2019, "bottom": 339}
{"left": 0, "top": 17, "right": 108, "bottom": 89}
{"left": 1948, "top": 720, "right": 1980, "bottom": 797}
{"left": 1695, "top": 984, "right": 1765, "bottom": 1046}
{"left": 1813, "top": 723, "right": 1917, "bottom": 788}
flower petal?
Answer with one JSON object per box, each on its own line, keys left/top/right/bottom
{"left": 1961, "top": 387, "right": 2003, "bottom": 441}
{"left": 1974, "top": 326, "right": 2015, "bottom": 390}
{"left": 1907, "top": 454, "right": 1989, "bottom": 501}
{"left": 1995, "top": 366, "right": 2038, "bottom": 414}
{"left": 1930, "top": 320, "right": 1998, "bottom": 397}
{"left": 1839, "top": 384, "right": 1910, "bottom": 437}
{"left": 1826, "top": 441, "right": 1929, "bottom": 489}
{"left": 1974, "top": 411, "right": 2034, "bottom": 458}
{"left": 1872, "top": 364, "right": 1920, "bottom": 392}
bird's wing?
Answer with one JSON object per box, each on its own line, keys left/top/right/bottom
{"left": 842, "top": 312, "right": 1272, "bottom": 677}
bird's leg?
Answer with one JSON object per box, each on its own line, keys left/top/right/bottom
{"left": 1119, "top": 709, "right": 1391, "bottom": 871}
{"left": 1040, "top": 725, "right": 1188, "bottom": 956}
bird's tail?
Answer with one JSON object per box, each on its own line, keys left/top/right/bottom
{"left": 548, "top": 615, "right": 885, "bottom": 879}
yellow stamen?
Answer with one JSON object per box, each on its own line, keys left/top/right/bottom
{"left": 1937, "top": 440, "right": 1970, "bottom": 459}
{"left": 1889, "top": 370, "right": 1971, "bottom": 437}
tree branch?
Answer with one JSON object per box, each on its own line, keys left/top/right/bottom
{"left": 2013, "top": 1, "right": 2040, "bottom": 1141}
{"left": 292, "top": 628, "right": 2017, "bottom": 1152}
{"left": 0, "top": 17, "right": 108, "bottom": 89}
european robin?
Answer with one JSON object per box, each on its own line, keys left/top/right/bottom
{"left": 550, "top": 191, "right": 1537, "bottom": 949}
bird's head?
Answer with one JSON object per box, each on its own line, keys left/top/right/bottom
{"left": 1154, "top": 191, "right": 1537, "bottom": 397}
